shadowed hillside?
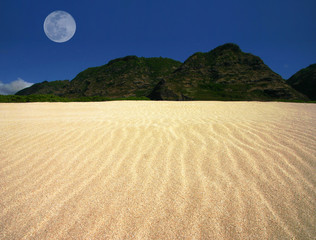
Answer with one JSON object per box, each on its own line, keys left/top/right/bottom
{"left": 287, "top": 64, "right": 316, "bottom": 100}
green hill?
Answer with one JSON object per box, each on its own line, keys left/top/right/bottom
{"left": 16, "top": 43, "right": 309, "bottom": 101}
{"left": 287, "top": 64, "right": 316, "bottom": 100}
{"left": 16, "top": 80, "right": 70, "bottom": 96}
{"left": 151, "top": 43, "right": 308, "bottom": 101}
{"left": 66, "top": 56, "right": 181, "bottom": 98}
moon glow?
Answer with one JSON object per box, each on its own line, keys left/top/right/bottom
{"left": 44, "top": 11, "right": 76, "bottom": 43}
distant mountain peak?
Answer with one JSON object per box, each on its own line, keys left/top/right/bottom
{"left": 107, "top": 55, "right": 139, "bottom": 66}
{"left": 211, "top": 43, "right": 242, "bottom": 53}
{"left": 158, "top": 43, "right": 308, "bottom": 100}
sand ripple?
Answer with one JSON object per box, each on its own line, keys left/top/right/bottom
{"left": 0, "top": 101, "right": 315, "bottom": 239}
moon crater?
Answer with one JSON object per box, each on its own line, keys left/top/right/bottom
{"left": 44, "top": 11, "right": 76, "bottom": 43}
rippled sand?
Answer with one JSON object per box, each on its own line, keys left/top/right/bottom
{"left": 0, "top": 101, "right": 315, "bottom": 239}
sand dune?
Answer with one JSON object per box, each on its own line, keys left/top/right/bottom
{"left": 0, "top": 101, "right": 315, "bottom": 239}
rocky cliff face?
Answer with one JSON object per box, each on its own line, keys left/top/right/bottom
{"left": 16, "top": 43, "right": 309, "bottom": 101}
{"left": 153, "top": 43, "right": 308, "bottom": 100}
{"left": 287, "top": 64, "right": 316, "bottom": 100}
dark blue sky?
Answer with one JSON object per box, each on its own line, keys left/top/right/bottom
{"left": 1, "top": 0, "right": 315, "bottom": 93}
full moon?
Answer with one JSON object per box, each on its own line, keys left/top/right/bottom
{"left": 43, "top": 11, "right": 76, "bottom": 43}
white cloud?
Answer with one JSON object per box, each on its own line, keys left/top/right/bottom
{"left": 0, "top": 78, "right": 34, "bottom": 95}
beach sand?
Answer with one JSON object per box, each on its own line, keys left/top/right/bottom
{"left": 0, "top": 101, "right": 315, "bottom": 239}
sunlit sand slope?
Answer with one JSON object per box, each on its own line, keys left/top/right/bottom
{"left": 0, "top": 101, "right": 315, "bottom": 239}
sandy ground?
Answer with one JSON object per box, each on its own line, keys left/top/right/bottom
{"left": 0, "top": 101, "right": 315, "bottom": 239}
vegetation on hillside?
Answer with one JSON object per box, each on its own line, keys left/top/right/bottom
{"left": 287, "top": 64, "right": 316, "bottom": 100}
{"left": 13, "top": 43, "right": 312, "bottom": 102}
{"left": 0, "top": 94, "right": 150, "bottom": 103}
{"left": 16, "top": 80, "right": 70, "bottom": 95}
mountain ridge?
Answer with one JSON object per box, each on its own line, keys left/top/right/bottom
{"left": 16, "top": 43, "right": 309, "bottom": 101}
